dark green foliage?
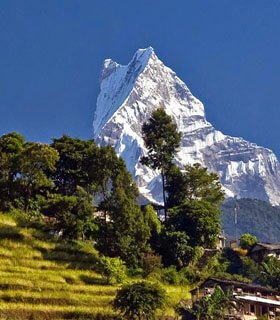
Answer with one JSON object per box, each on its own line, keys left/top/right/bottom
{"left": 16, "top": 143, "right": 59, "bottom": 212}
{"left": 143, "top": 204, "right": 161, "bottom": 235}
{"left": 240, "top": 256, "right": 260, "bottom": 281}
{"left": 239, "top": 233, "right": 257, "bottom": 250}
{"left": 166, "top": 163, "right": 224, "bottom": 209}
{"left": 179, "top": 266, "right": 200, "bottom": 285}
{"left": 113, "top": 282, "right": 166, "bottom": 320}
{"left": 165, "top": 163, "right": 223, "bottom": 262}
{"left": 161, "top": 266, "right": 181, "bottom": 284}
{"left": 142, "top": 253, "right": 163, "bottom": 277}
{"left": 141, "top": 107, "right": 181, "bottom": 217}
{"left": 221, "top": 198, "right": 280, "bottom": 242}
{"left": 141, "top": 108, "right": 181, "bottom": 171}
{"left": 220, "top": 248, "right": 243, "bottom": 275}
{"left": 89, "top": 149, "right": 151, "bottom": 267}
{"left": 157, "top": 230, "right": 193, "bottom": 267}
{"left": 168, "top": 200, "right": 221, "bottom": 248}
{"left": 142, "top": 204, "right": 161, "bottom": 250}
{"left": 51, "top": 135, "right": 98, "bottom": 195}
{"left": 42, "top": 187, "right": 97, "bottom": 240}
{"left": 259, "top": 257, "right": 280, "bottom": 290}
{"left": 96, "top": 185, "right": 150, "bottom": 268}
{"left": 0, "top": 135, "right": 59, "bottom": 212}
{"left": 50, "top": 136, "right": 151, "bottom": 267}
{"left": 216, "top": 248, "right": 260, "bottom": 283}
{"left": 0, "top": 133, "right": 25, "bottom": 210}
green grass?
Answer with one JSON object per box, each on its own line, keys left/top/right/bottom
{"left": 0, "top": 212, "right": 190, "bottom": 319}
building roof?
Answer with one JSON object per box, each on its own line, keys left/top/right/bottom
{"left": 236, "top": 295, "right": 280, "bottom": 307}
{"left": 191, "top": 277, "right": 278, "bottom": 295}
{"left": 250, "top": 242, "right": 280, "bottom": 253}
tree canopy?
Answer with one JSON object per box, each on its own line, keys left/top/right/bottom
{"left": 141, "top": 107, "right": 181, "bottom": 218}
{"left": 113, "top": 282, "right": 166, "bottom": 320}
{"left": 166, "top": 163, "right": 224, "bottom": 209}
{"left": 239, "top": 233, "right": 257, "bottom": 250}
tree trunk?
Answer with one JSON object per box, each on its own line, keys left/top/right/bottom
{"left": 161, "top": 170, "right": 167, "bottom": 220}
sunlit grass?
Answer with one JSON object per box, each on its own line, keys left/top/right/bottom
{"left": 0, "top": 212, "right": 192, "bottom": 318}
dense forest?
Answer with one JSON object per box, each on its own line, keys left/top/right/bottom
{"left": 222, "top": 198, "right": 280, "bottom": 242}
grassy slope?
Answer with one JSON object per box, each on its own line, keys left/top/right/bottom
{"left": 0, "top": 213, "right": 190, "bottom": 319}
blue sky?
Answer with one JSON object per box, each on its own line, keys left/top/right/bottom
{"left": 1, "top": 1, "right": 280, "bottom": 156}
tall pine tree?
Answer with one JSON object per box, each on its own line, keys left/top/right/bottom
{"left": 141, "top": 108, "right": 181, "bottom": 219}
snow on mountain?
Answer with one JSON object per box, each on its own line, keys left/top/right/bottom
{"left": 93, "top": 47, "right": 280, "bottom": 205}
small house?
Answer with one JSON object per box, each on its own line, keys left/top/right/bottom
{"left": 248, "top": 242, "right": 280, "bottom": 263}
{"left": 191, "top": 277, "right": 280, "bottom": 320}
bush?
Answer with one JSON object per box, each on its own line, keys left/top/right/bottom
{"left": 113, "top": 282, "right": 166, "bottom": 319}
{"left": 42, "top": 187, "right": 97, "bottom": 240}
{"left": 127, "top": 267, "right": 143, "bottom": 277}
{"left": 240, "top": 233, "right": 257, "bottom": 250}
{"left": 179, "top": 266, "right": 200, "bottom": 285}
{"left": 142, "top": 253, "right": 162, "bottom": 278}
{"left": 161, "top": 266, "right": 180, "bottom": 284}
{"left": 240, "top": 256, "right": 260, "bottom": 281}
{"left": 97, "top": 256, "right": 127, "bottom": 284}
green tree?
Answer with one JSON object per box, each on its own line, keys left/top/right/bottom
{"left": 158, "top": 230, "right": 193, "bottom": 268}
{"left": 16, "top": 143, "right": 59, "bottom": 212}
{"left": 97, "top": 256, "right": 127, "bottom": 284}
{"left": 96, "top": 185, "right": 150, "bottom": 267}
{"left": 42, "top": 187, "right": 97, "bottom": 240}
{"left": 95, "top": 154, "right": 150, "bottom": 267}
{"left": 143, "top": 205, "right": 161, "bottom": 234}
{"left": 165, "top": 164, "right": 224, "bottom": 251}
{"left": 51, "top": 135, "right": 99, "bottom": 195}
{"left": 113, "top": 282, "right": 166, "bottom": 320}
{"left": 0, "top": 132, "right": 25, "bottom": 210}
{"left": 168, "top": 200, "right": 221, "bottom": 248}
{"left": 166, "top": 163, "right": 224, "bottom": 209}
{"left": 141, "top": 108, "right": 181, "bottom": 219}
{"left": 239, "top": 233, "right": 257, "bottom": 250}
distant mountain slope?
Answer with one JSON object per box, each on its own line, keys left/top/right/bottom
{"left": 93, "top": 47, "right": 280, "bottom": 205}
{"left": 221, "top": 198, "right": 280, "bottom": 242}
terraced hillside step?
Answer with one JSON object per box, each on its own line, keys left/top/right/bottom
{"left": 0, "top": 212, "right": 191, "bottom": 319}
{"left": 0, "top": 303, "right": 116, "bottom": 320}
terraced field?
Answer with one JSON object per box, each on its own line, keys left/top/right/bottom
{"left": 0, "top": 213, "right": 190, "bottom": 319}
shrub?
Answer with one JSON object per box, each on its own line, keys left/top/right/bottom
{"left": 97, "top": 256, "right": 127, "bottom": 284}
{"left": 179, "top": 266, "right": 200, "bottom": 285}
{"left": 113, "top": 282, "right": 166, "bottom": 320}
{"left": 127, "top": 268, "right": 143, "bottom": 277}
{"left": 240, "top": 233, "right": 257, "bottom": 250}
{"left": 161, "top": 266, "right": 180, "bottom": 284}
{"left": 142, "top": 253, "right": 162, "bottom": 277}
{"left": 240, "top": 256, "right": 260, "bottom": 281}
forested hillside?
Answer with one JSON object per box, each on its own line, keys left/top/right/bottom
{"left": 222, "top": 198, "right": 280, "bottom": 242}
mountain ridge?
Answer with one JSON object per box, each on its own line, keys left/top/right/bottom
{"left": 93, "top": 47, "right": 280, "bottom": 205}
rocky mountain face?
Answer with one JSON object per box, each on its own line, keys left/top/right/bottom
{"left": 93, "top": 47, "right": 280, "bottom": 205}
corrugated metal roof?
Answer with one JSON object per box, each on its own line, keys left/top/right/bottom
{"left": 191, "top": 277, "right": 278, "bottom": 294}
{"left": 236, "top": 295, "right": 280, "bottom": 306}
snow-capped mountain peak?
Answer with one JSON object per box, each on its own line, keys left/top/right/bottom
{"left": 94, "top": 47, "right": 156, "bottom": 138}
{"left": 93, "top": 48, "right": 280, "bottom": 205}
